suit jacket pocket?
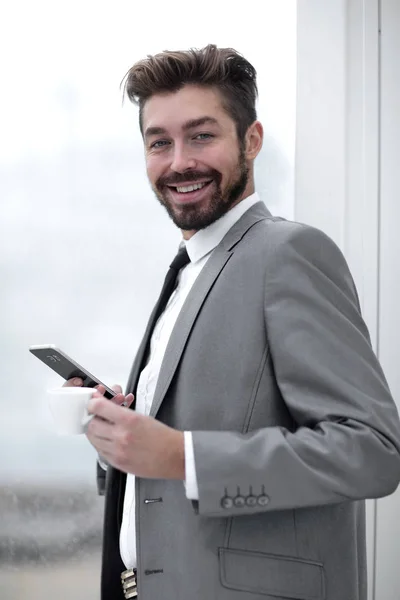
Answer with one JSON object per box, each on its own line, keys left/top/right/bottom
{"left": 219, "top": 547, "right": 325, "bottom": 600}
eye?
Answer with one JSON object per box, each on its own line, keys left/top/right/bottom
{"left": 150, "top": 140, "right": 169, "bottom": 149}
{"left": 194, "top": 133, "right": 214, "bottom": 141}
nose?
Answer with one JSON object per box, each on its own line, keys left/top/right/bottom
{"left": 170, "top": 142, "right": 197, "bottom": 173}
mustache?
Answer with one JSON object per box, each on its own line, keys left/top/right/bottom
{"left": 156, "top": 169, "right": 221, "bottom": 188}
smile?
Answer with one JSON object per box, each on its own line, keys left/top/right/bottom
{"left": 165, "top": 180, "right": 214, "bottom": 205}
{"left": 169, "top": 180, "right": 212, "bottom": 194}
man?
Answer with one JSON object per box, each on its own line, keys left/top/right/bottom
{"left": 74, "top": 45, "right": 400, "bottom": 599}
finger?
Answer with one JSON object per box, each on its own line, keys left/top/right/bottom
{"left": 86, "top": 415, "right": 114, "bottom": 441}
{"left": 109, "top": 392, "right": 126, "bottom": 406}
{"left": 86, "top": 434, "right": 113, "bottom": 457}
{"left": 93, "top": 385, "right": 106, "bottom": 397}
{"left": 63, "top": 377, "right": 83, "bottom": 388}
{"left": 82, "top": 413, "right": 95, "bottom": 430}
{"left": 123, "top": 394, "right": 135, "bottom": 408}
{"left": 87, "top": 388, "right": 108, "bottom": 422}
{"left": 112, "top": 384, "right": 123, "bottom": 395}
{"left": 115, "top": 393, "right": 134, "bottom": 408}
{"left": 88, "top": 395, "right": 129, "bottom": 423}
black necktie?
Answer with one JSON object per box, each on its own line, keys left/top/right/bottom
{"left": 152, "top": 245, "right": 191, "bottom": 325}
{"left": 125, "top": 245, "right": 191, "bottom": 399}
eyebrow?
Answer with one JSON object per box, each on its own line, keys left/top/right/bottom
{"left": 144, "top": 116, "right": 219, "bottom": 139}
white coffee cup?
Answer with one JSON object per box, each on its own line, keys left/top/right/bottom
{"left": 47, "top": 387, "right": 95, "bottom": 435}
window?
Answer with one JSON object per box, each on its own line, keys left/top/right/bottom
{"left": 0, "top": 2, "right": 297, "bottom": 598}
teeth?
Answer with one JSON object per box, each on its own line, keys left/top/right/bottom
{"left": 176, "top": 182, "right": 207, "bottom": 193}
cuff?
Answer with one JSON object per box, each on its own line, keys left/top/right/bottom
{"left": 98, "top": 456, "right": 108, "bottom": 471}
{"left": 184, "top": 431, "right": 199, "bottom": 500}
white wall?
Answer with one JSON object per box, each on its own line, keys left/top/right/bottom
{"left": 296, "top": 1, "right": 400, "bottom": 598}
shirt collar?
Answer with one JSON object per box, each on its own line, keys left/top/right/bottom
{"left": 183, "top": 192, "right": 261, "bottom": 263}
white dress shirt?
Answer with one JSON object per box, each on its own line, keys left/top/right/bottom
{"left": 119, "top": 192, "right": 261, "bottom": 569}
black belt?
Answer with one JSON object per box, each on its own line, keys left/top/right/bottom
{"left": 121, "top": 568, "right": 137, "bottom": 598}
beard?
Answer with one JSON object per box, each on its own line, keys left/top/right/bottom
{"left": 152, "top": 149, "right": 249, "bottom": 232}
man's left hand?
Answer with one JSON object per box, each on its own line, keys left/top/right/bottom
{"left": 86, "top": 391, "right": 185, "bottom": 480}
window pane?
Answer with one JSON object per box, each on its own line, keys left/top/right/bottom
{"left": 0, "top": 2, "right": 296, "bottom": 598}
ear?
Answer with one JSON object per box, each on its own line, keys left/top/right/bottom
{"left": 245, "top": 121, "right": 263, "bottom": 160}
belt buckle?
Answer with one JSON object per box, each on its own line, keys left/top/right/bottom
{"left": 121, "top": 568, "right": 138, "bottom": 598}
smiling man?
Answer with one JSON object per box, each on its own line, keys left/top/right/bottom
{"left": 144, "top": 86, "right": 255, "bottom": 236}
{"left": 81, "top": 45, "right": 400, "bottom": 600}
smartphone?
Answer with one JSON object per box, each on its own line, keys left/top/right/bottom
{"left": 29, "top": 344, "right": 116, "bottom": 399}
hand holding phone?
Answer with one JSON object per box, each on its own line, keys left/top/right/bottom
{"left": 29, "top": 345, "right": 117, "bottom": 399}
{"left": 62, "top": 378, "right": 128, "bottom": 408}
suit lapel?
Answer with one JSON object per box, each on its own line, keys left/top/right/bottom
{"left": 150, "top": 201, "right": 271, "bottom": 418}
{"left": 149, "top": 248, "right": 232, "bottom": 417}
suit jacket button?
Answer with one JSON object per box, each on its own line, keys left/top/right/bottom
{"left": 233, "top": 495, "right": 245, "bottom": 507}
{"left": 257, "top": 494, "right": 270, "bottom": 506}
{"left": 245, "top": 495, "right": 257, "bottom": 507}
{"left": 221, "top": 496, "right": 233, "bottom": 509}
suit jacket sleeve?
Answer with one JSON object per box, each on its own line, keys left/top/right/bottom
{"left": 191, "top": 223, "right": 400, "bottom": 516}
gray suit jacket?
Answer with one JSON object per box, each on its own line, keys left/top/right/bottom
{"left": 101, "top": 202, "right": 400, "bottom": 600}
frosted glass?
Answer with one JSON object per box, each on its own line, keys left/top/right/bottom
{"left": 0, "top": 1, "right": 296, "bottom": 597}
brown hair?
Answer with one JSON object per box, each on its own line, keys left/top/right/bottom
{"left": 122, "top": 44, "right": 258, "bottom": 142}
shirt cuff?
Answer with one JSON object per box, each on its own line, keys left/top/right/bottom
{"left": 98, "top": 456, "right": 108, "bottom": 471}
{"left": 183, "top": 431, "right": 199, "bottom": 500}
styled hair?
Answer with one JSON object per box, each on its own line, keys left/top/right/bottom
{"left": 122, "top": 44, "right": 258, "bottom": 142}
